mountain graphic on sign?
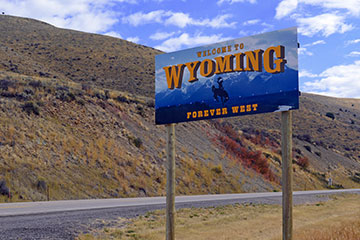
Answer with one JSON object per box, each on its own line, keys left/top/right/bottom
{"left": 155, "top": 66, "right": 298, "bottom": 109}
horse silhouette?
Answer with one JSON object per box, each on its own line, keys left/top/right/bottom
{"left": 212, "top": 85, "right": 229, "bottom": 105}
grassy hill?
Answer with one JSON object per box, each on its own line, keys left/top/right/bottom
{"left": 0, "top": 15, "right": 359, "bottom": 202}
{"left": 0, "top": 15, "right": 159, "bottom": 97}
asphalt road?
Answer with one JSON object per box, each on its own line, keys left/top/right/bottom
{"left": 0, "top": 189, "right": 359, "bottom": 240}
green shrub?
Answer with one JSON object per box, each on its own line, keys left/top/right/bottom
{"left": 95, "top": 92, "right": 106, "bottom": 100}
{"left": 304, "top": 145, "right": 312, "bottom": 153}
{"left": 133, "top": 137, "right": 143, "bottom": 148}
{"left": 297, "top": 156, "right": 310, "bottom": 169}
{"left": 325, "top": 112, "right": 335, "bottom": 120}
{"left": 105, "top": 90, "right": 110, "bottom": 99}
{"left": 211, "top": 164, "right": 223, "bottom": 174}
{"left": 76, "top": 98, "right": 86, "bottom": 106}
{"left": 22, "top": 101, "right": 40, "bottom": 115}
{"left": 29, "top": 80, "right": 42, "bottom": 89}
{"left": 116, "top": 95, "right": 129, "bottom": 103}
{"left": 36, "top": 179, "right": 47, "bottom": 191}
{"left": 56, "top": 89, "right": 76, "bottom": 102}
{"left": 147, "top": 99, "right": 155, "bottom": 108}
{"left": 137, "top": 105, "right": 146, "bottom": 117}
{"left": 0, "top": 78, "right": 14, "bottom": 91}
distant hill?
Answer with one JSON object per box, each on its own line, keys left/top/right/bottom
{"left": 231, "top": 92, "right": 360, "bottom": 168}
{"left": 0, "top": 15, "right": 161, "bottom": 97}
{"left": 0, "top": 15, "right": 359, "bottom": 202}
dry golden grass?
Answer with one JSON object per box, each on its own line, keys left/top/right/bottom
{"left": 0, "top": 15, "right": 161, "bottom": 98}
{"left": 77, "top": 194, "right": 360, "bottom": 240}
{"left": 293, "top": 220, "right": 360, "bottom": 240}
{"left": 1, "top": 15, "right": 360, "bottom": 202}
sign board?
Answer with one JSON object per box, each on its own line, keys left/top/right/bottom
{"left": 155, "top": 27, "right": 299, "bottom": 125}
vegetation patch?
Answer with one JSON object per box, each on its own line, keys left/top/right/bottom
{"left": 22, "top": 101, "right": 40, "bottom": 115}
{"left": 296, "top": 156, "right": 310, "bottom": 169}
{"left": 213, "top": 121, "right": 277, "bottom": 182}
{"left": 325, "top": 112, "right": 335, "bottom": 120}
{"left": 77, "top": 194, "right": 360, "bottom": 240}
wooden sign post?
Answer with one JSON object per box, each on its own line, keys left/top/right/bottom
{"left": 281, "top": 111, "right": 293, "bottom": 240}
{"left": 156, "top": 28, "right": 299, "bottom": 240}
{"left": 166, "top": 123, "right": 176, "bottom": 240}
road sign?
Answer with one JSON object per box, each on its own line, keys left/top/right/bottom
{"left": 155, "top": 27, "right": 299, "bottom": 125}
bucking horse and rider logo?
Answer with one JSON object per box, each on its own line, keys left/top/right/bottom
{"left": 212, "top": 77, "right": 229, "bottom": 105}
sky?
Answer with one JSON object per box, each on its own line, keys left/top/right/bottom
{"left": 1, "top": 0, "right": 360, "bottom": 98}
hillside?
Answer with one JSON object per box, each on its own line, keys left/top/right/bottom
{"left": 0, "top": 15, "right": 159, "bottom": 97}
{"left": 0, "top": 15, "right": 359, "bottom": 202}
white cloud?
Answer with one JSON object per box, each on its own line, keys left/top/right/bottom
{"left": 115, "top": 0, "right": 138, "bottom": 3}
{"left": 237, "top": 22, "right": 274, "bottom": 37}
{"left": 258, "top": 22, "right": 274, "bottom": 33}
{"left": 149, "top": 31, "right": 177, "bottom": 40}
{"left": 154, "top": 33, "right": 231, "bottom": 52}
{"left": 347, "top": 51, "right": 360, "bottom": 57}
{"left": 300, "top": 69, "right": 318, "bottom": 78}
{"left": 276, "top": 0, "right": 360, "bottom": 19}
{"left": 275, "top": 0, "right": 358, "bottom": 38}
{"left": 217, "top": 0, "right": 257, "bottom": 5}
{"left": 104, "top": 31, "right": 123, "bottom": 39}
{"left": 299, "top": 40, "right": 326, "bottom": 56}
{"left": 238, "top": 30, "right": 250, "bottom": 36}
{"left": 303, "top": 60, "right": 360, "bottom": 98}
{"left": 201, "top": 14, "right": 236, "bottom": 28}
{"left": 297, "top": 13, "right": 353, "bottom": 37}
{"left": 123, "top": 10, "right": 165, "bottom": 26}
{"left": 275, "top": 0, "right": 297, "bottom": 19}
{"left": 347, "top": 39, "right": 360, "bottom": 45}
{"left": 0, "top": 0, "right": 132, "bottom": 33}
{"left": 243, "top": 19, "right": 260, "bottom": 26}
{"left": 127, "top": 36, "right": 140, "bottom": 43}
{"left": 164, "top": 12, "right": 192, "bottom": 28}
{"left": 300, "top": 0, "right": 360, "bottom": 16}
{"left": 123, "top": 10, "right": 236, "bottom": 28}
{"left": 298, "top": 47, "right": 313, "bottom": 56}
{"left": 303, "top": 40, "right": 326, "bottom": 47}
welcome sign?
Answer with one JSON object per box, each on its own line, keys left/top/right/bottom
{"left": 155, "top": 27, "right": 299, "bottom": 125}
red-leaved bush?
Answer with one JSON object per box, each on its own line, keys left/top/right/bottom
{"left": 218, "top": 135, "right": 277, "bottom": 182}
{"left": 297, "top": 156, "right": 310, "bottom": 169}
{"left": 213, "top": 120, "right": 278, "bottom": 182}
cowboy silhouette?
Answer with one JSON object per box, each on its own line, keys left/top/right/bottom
{"left": 212, "top": 77, "right": 229, "bottom": 105}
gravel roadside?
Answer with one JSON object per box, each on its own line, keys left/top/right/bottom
{"left": 0, "top": 192, "right": 354, "bottom": 240}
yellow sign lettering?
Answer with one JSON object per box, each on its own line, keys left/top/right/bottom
{"left": 163, "top": 64, "right": 186, "bottom": 89}
{"left": 163, "top": 45, "right": 286, "bottom": 89}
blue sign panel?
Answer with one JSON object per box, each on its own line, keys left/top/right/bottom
{"left": 155, "top": 27, "right": 299, "bottom": 125}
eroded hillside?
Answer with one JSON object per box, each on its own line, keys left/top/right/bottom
{"left": 0, "top": 72, "right": 280, "bottom": 201}
{"left": 0, "top": 15, "right": 160, "bottom": 97}
{"left": 0, "top": 15, "right": 359, "bottom": 202}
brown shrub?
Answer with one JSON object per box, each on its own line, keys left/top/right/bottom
{"left": 218, "top": 135, "right": 277, "bottom": 182}
{"left": 297, "top": 156, "right": 310, "bottom": 169}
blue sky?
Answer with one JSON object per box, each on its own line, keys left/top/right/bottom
{"left": 1, "top": 0, "right": 360, "bottom": 98}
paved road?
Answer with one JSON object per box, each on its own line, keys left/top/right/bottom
{"left": 1, "top": 189, "right": 359, "bottom": 217}
{"left": 0, "top": 189, "right": 359, "bottom": 240}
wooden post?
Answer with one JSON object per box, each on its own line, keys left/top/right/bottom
{"left": 281, "top": 111, "right": 293, "bottom": 240}
{"left": 47, "top": 186, "right": 50, "bottom": 201}
{"left": 166, "top": 124, "right": 176, "bottom": 240}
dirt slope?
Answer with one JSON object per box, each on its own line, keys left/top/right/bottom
{"left": 0, "top": 15, "right": 160, "bottom": 97}
{"left": 0, "top": 15, "right": 359, "bottom": 202}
